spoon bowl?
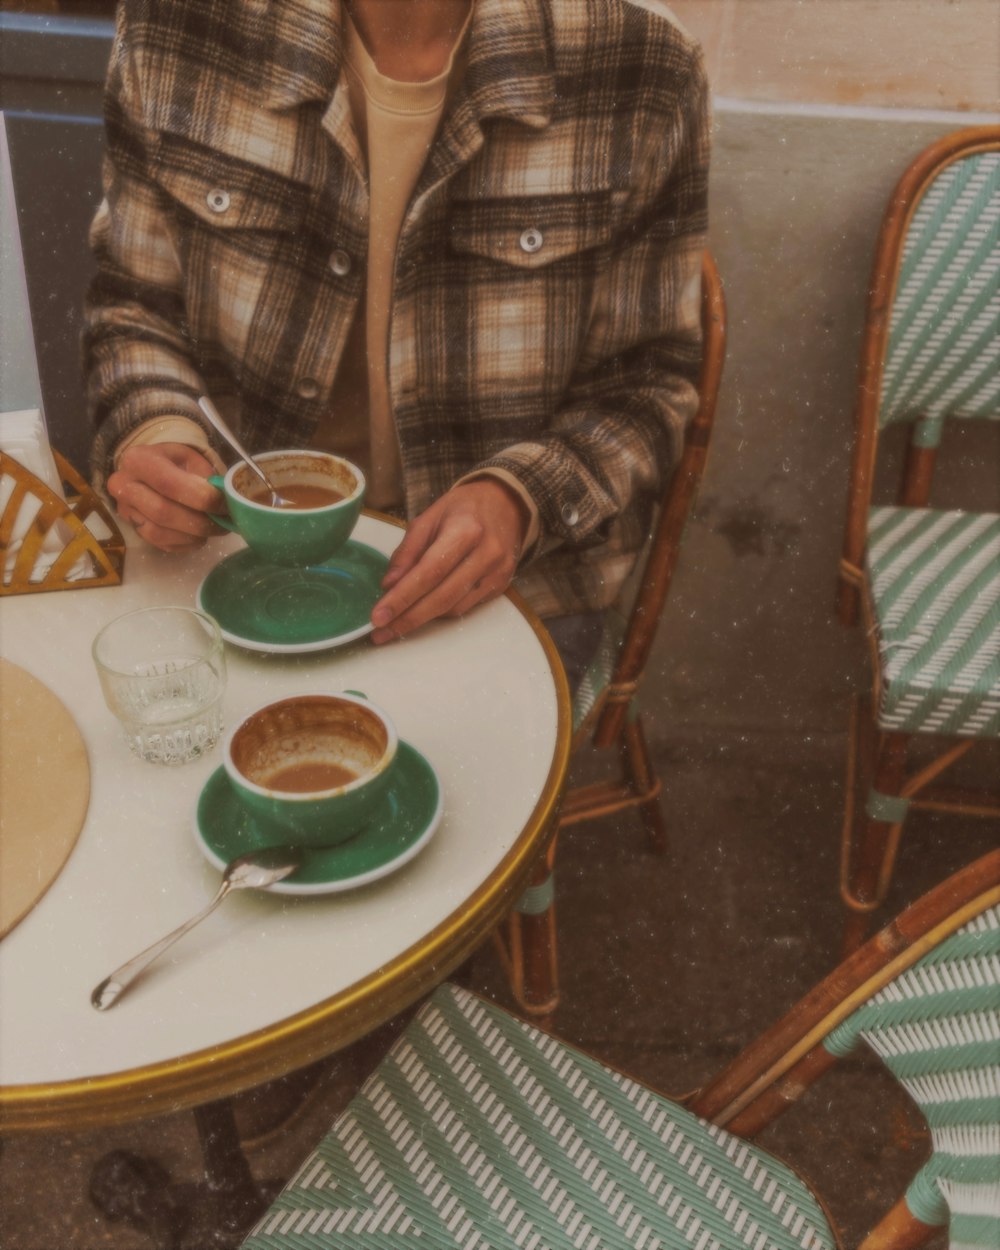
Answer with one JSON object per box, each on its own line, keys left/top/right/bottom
{"left": 90, "top": 844, "right": 303, "bottom": 1010}
{"left": 197, "top": 396, "right": 293, "bottom": 509}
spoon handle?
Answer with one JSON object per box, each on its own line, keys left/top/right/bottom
{"left": 197, "top": 396, "right": 274, "bottom": 494}
{"left": 91, "top": 881, "right": 231, "bottom": 1011}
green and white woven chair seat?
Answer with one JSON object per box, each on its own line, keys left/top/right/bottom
{"left": 825, "top": 902, "right": 1000, "bottom": 1247}
{"left": 242, "top": 984, "right": 835, "bottom": 1250}
{"left": 864, "top": 505, "right": 1000, "bottom": 737}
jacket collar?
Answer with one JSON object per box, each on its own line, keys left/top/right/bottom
{"left": 261, "top": 0, "right": 555, "bottom": 132}
{"left": 459, "top": 0, "right": 555, "bottom": 130}
{"left": 261, "top": 0, "right": 344, "bottom": 110}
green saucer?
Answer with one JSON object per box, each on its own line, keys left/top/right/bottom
{"left": 196, "top": 540, "right": 389, "bottom": 652}
{"left": 194, "top": 742, "right": 442, "bottom": 894}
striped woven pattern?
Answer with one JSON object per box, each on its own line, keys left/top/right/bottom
{"left": 243, "top": 984, "right": 835, "bottom": 1250}
{"left": 879, "top": 148, "right": 1000, "bottom": 431}
{"left": 572, "top": 613, "right": 624, "bottom": 730}
{"left": 825, "top": 904, "right": 1000, "bottom": 1246}
{"left": 864, "top": 506, "right": 1000, "bottom": 737}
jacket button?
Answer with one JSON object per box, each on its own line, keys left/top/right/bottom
{"left": 561, "top": 503, "right": 580, "bottom": 527}
{"left": 329, "top": 249, "right": 352, "bottom": 276}
{"left": 206, "top": 188, "right": 231, "bottom": 214}
{"left": 519, "top": 227, "right": 544, "bottom": 254}
{"left": 296, "top": 378, "right": 320, "bottom": 400}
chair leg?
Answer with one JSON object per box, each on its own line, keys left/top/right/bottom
{"left": 857, "top": 1194, "right": 939, "bottom": 1250}
{"left": 841, "top": 713, "right": 910, "bottom": 956}
{"left": 621, "top": 714, "right": 667, "bottom": 853}
{"left": 492, "top": 837, "right": 559, "bottom": 1029}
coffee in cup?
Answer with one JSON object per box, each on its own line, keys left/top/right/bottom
{"left": 224, "top": 693, "right": 397, "bottom": 846}
{"left": 209, "top": 451, "right": 364, "bottom": 566}
{"left": 243, "top": 482, "right": 347, "bottom": 510}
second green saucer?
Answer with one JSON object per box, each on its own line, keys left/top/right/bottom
{"left": 195, "top": 741, "right": 442, "bottom": 894}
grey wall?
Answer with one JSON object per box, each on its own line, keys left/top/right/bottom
{"left": 1, "top": 115, "right": 44, "bottom": 417}
{"left": 0, "top": 14, "right": 111, "bottom": 474}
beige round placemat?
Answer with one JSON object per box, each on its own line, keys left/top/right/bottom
{"left": 0, "top": 659, "right": 90, "bottom": 939}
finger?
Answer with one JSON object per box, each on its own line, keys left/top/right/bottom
{"left": 110, "top": 476, "right": 219, "bottom": 541}
{"left": 116, "top": 446, "right": 224, "bottom": 513}
{"left": 371, "top": 549, "right": 503, "bottom": 644}
{"left": 372, "top": 522, "right": 481, "bottom": 629}
{"left": 445, "top": 576, "right": 508, "bottom": 620}
{"left": 130, "top": 514, "right": 206, "bottom": 553}
{"left": 159, "top": 443, "right": 219, "bottom": 481}
{"left": 379, "top": 509, "right": 441, "bottom": 591}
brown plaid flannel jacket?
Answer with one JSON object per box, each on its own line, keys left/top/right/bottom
{"left": 85, "top": 0, "right": 710, "bottom": 617}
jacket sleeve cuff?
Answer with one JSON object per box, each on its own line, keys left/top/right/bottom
{"left": 112, "top": 416, "right": 227, "bottom": 475}
{"left": 453, "top": 467, "right": 541, "bottom": 558}
{"left": 474, "top": 441, "right": 614, "bottom": 556}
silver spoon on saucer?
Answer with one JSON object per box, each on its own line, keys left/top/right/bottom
{"left": 90, "top": 845, "right": 304, "bottom": 1010}
{"left": 197, "top": 395, "right": 293, "bottom": 508}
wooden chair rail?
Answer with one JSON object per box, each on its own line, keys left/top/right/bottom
{"left": 688, "top": 849, "right": 1000, "bottom": 1129}
{"left": 557, "top": 777, "right": 662, "bottom": 827}
{"left": 857, "top": 1196, "right": 939, "bottom": 1250}
{"left": 593, "top": 249, "right": 727, "bottom": 750}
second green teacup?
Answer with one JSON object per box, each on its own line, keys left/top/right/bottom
{"left": 224, "top": 693, "right": 398, "bottom": 846}
{"left": 210, "top": 451, "right": 365, "bottom": 567}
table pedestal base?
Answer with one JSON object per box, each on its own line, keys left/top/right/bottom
{"left": 89, "top": 1099, "right": 278, "bottom": 1249}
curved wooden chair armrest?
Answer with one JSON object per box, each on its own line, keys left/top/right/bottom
{"left": 687, "top": 1044, "right": 839, "bottom": 1137}
{"left": 858, "top": 1196, "right": 939, "bottom": 1250}
{"left": 688, "top": 849, "right": 1000, "bottom": 1129}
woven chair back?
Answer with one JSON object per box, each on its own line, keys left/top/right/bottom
{"left": 825, "top": 902, "right": 1000, "bottom": 1244}
{"left": 688, "top": 852, "right": 1000, "bottom": 1244}
{"left": 838, "top": 127, "right": 1000, "bottom": 624}
{"left": 877, "top": 138, "right": 1000, "bottom": 443}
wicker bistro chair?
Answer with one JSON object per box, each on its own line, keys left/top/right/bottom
{"left": 836, "top": 126, "right": 1000, "bottom": 951}
{"left": 241, "top": 849, "right": 1000, "bottom": 1250}
{"left": 492, "top": 250, "right": 727, "bottom": 1021}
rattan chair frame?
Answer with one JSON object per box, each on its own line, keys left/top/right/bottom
{"left": 688, "top": 847, "right": 1000, "bottom": 1249}
{"left": 835, "top": 126, "right": 1000, "bottom": 952}
{"left": 493, "top": 251, "right": 726, "bottom": 1022}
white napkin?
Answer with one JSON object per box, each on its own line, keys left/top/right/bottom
{"left": 0, "top": 408, "right": 93, "bottom": 584}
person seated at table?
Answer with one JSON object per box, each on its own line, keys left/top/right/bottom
{"left": 84, "top": 0, "right": 709, "bottom": 686}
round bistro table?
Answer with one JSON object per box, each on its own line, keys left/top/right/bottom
{"left": 0, "top": 513, "right": 570, "bottom": 1241}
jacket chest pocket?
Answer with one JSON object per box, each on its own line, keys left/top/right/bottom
{"left": 152, "top": 133, "right": 309, "bottom": 235}
{"left": 150, "top": 133, "right": 320, "bottom": 367}
{"left": 448, "top": 190, "right": 623, "bottom": 269}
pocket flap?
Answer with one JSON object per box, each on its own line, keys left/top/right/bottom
{"left": 152, "top": 133, "right": 307, "bottom": 232}
{"left": 449, "top": 191, "right": 622, "bottom": 268}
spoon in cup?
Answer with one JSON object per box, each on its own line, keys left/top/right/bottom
{"left": 90, "top": 845, "right": 303, "bottom": 1010}
{"left": 197, "top": 395, "right": 292, "bottom": 508}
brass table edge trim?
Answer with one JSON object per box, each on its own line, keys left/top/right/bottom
{"left": 0, "top": 593, "right": 572, "bottom": 1132}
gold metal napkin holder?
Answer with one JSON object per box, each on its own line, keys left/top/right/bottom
{"left": 0, "top": 449, "right": 125, "bottom": 595}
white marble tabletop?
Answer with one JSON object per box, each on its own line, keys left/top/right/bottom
{"left": 0, "top": 515, "right": 570, "bottom": 1129}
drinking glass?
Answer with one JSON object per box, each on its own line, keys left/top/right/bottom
{"left": 92, "top": 606, "right": 226, "bottom": 765}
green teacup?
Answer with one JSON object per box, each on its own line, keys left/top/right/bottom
{"left": 209, "top": 451, "right": 365, "bottom": 567}
{"left": 224, "top": 693, "right": 398, "bottom": 847}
